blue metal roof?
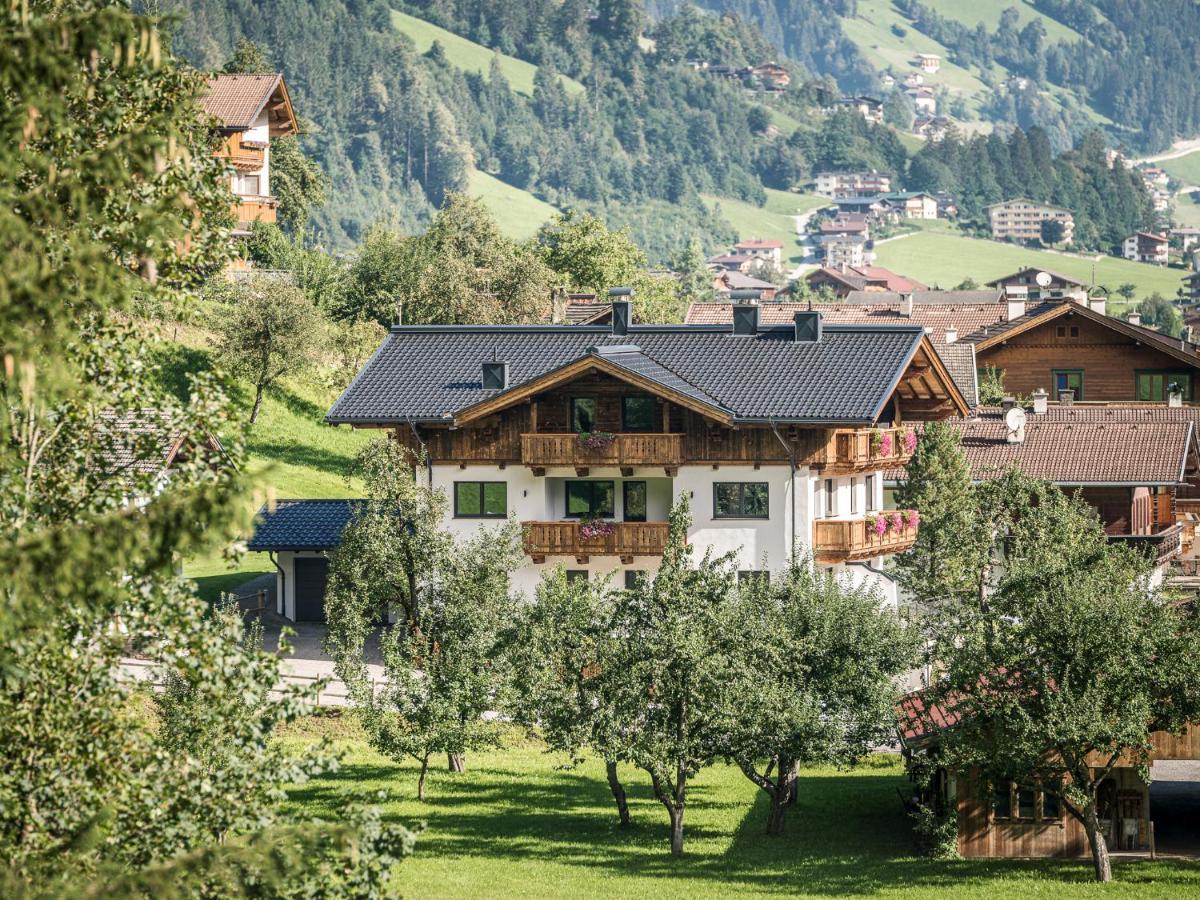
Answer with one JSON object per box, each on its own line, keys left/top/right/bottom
{"left": 248, "top": 499, "right": 364, "bottom": 551}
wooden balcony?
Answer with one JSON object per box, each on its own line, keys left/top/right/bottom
{"left": 523, "top": 520, "right": 670, "bottom": 563}
{"left": 218, "top": 133, "right": 266, "bottom": 171}
{"left": 1109, "top": 524, "right": 1183, "bottom": 568}
{"left": 813, "top": 512, "right": 918, "bottom": 563}
{"left": 521, "top": 433, "right": 683, "bottom": 475}
{"left": 814, "top": 426, "right": 917, "bottom": 475}
{"left": 232, "top": 196, "right": 278, "bottom": 230}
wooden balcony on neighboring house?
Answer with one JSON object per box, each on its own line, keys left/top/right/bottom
{"left": 1109, "top": 523, "right": 1183, "bottom": 568}
{"left": 813, "top": 511, "right": 919, "bottom": 563}
{"left": 219, "top": 133, "right": 267, "bottom": 171}
{"left": 521, "top": 433, "right": 684, "bottom": 476}
{"left": 813, "top": 426, "right": 917, "bottom": 475}
{"left": 232, "top": 196, "right": 278, "bottom": 231}
{"left": 523, "top": 520, "right": 671, "bottom": 563}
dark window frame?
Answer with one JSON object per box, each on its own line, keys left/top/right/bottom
{"left": 565, "top": 570, "right": 589, "bottom": 584}
{"left": 570, "top": 397, "right": 596, "bottom": 433}
{"left": 453, "top": 481, "right": 508, "bottom": 519}
{"left": 713, "top": 482, "right": 769, "bottom": 519}
{"left": 621, "top": 396, "right": 658, "bottom": 433}
{"left": 1135, "top": 369, "right": 1193, "bottom": 401}
{"left": 565, "top": 480, "right": 616, "bottom": 518}
{"left": 623, "top": 481, "right": 647, "bottom": 522}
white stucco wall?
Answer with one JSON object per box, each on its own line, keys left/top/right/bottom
{"left": 274, "top": 549, "right": 328, "bottom": 621}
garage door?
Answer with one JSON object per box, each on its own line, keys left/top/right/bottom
{"left": 293, "top": 557, "right": 329, "bottom": 623}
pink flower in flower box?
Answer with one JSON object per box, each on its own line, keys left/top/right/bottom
{"left": 905, "top": 509, "right": 920, "bottom": 530}
{"left": 889, "top": 511, "right": 903, "bottom": 532}
{"left": 903, "top": 430, "right": 918, "bottom": 455}
{"left": 878, "top": 432, "right": 894, "bottom": 457}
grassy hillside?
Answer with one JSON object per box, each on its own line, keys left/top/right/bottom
{"left": 875, "top": 230, "right": 1187, "bottom": 299}
{"left": 920, "top": 0, "right": 1084, "bottom": 43}
{"left": 1161, "top": 150, "right": 1200, "bottom": 187}
{"left": 282, "top": 719, "right": 1200, "bottom": 897}
{"left": 703, "top": 189, "right": 828, "bottom": 266}
{"left": 155, "top": 325, "right": 372, "bottom": 601}
{"left": 467, "top": 169, "right": 560, "bottom": 240}
{"left": 391, "top": 9, "right": 584, "bottom": 97}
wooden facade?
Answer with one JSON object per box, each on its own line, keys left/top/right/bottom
{"left": 523, "top": 521, "right": 670, "bottom": 563}
{"left": 814, "top": 426, "right": 916, "bottom": 475}
{"left": 813, "top": 513, "right": 918, "bottom": 563}
{"left": 976, "top": 307, "right": 1200, "bottom": 401}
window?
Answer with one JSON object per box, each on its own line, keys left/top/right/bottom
{"left": 1137, "top": 371, "right": 1193, "bottom": 401}
{"left": 738, "top": 570, "right": 769, "bottom": 586}
{"left": 1042, "top": 791, "right": 1060, "bottom": 820}
{"left": 714, "top": 482, "right": 769, "bottom": 519}
{"left": 622, "top": 396, "right": 657, "bottom": 432}
{"left": 1056, "top": 325, "right": 1079, "bottom": 339}
{"left": 1017, "top": 786, "right": 1036, "bottom": 819}
{"left": 850, "top": 477, "right": 859, "bottom": 515}
{"left": 624, "top": 570, "right": 642, "bottom": 590}
{"left": 1053, "top": 369, "right": 1084, "bottom": 400}
{"left": 865, "top": 474, "right": 878, "bottom": 512}
{"left": 565, "top": 570, "right": 589, "bottom": 584}
{"left": 454, "top": 481, "right": 507, "bottom": 518}
{"left": 571, "top": 398, "right": 596, "bottom": 433}
{"left": 566, "top": 480, "right": 615, "bottom": 518}
{"left": 623, "top": 481, "right": 647, "bottom": 522}
{"left": 992, "top": 784, "right": 1012, "bottom": 819}
{"left": 824, "top": 478, "right": 836, "bottom": 517}
{"left": 240, "top": 173, "right": 260, "bottom": 196}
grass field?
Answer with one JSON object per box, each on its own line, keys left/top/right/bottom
{"left": 875, "top": 230, "right": 1188, "bottom": 299}
{"left": 391, "top": 10, "right": 584, "bottom": 97}
{"left": 280, "top": 717, "right": 1200, "bottom": 898}
{"left": 919, "top": 0, "right": 1084, "bottom": 44}
{"left": 703, "top": 189, "right": 828, "bottom": 265}
{"left": 1161, "top": 150, "right": 1200, "bottom": 188}
{"left": 1174, "top": 190, "right": 1200, "bottom": 229}
{"left": 467, "top": 169, "right": 560, "bottom": 241}
{"left": 154, "top": 328, "right": 371, "bottom": 602}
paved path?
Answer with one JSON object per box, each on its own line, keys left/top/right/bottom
{"left": 1135, "top": 138, "right": 1200, "bottom": 165}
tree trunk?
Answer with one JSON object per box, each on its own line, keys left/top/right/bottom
{"left": 669, "top": 805, "right": 684, "bottom": 856}
{"left": 249, "top": 383, "right": 265, "bottom": 424}
{"left": 418, "top": 753, "right": 430, "bottom": 801}
{"left": 447, "top": 752, "right": 466, "bottom": 773}
{"left": 1082, "top": 800, "right": 1112, "bottom": 882}
{"left": 606, "top": 760, "right": 631, "bottom": 827}
{"left": 785, "top": 760, "right": 799, "bottom": 805}
{"left": 766, "top": 792, "right": 787, "bottom": 836}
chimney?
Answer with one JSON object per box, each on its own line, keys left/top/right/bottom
{"left": 899, "top": 293, "right": 914, "bottom": 317}
{"left": 1090, "top": 296, "right": 1107, "bottom": 317}
{"left": 1001, "top": 396, "right": 1016, "bottom": 412}
{"left": 1059, "top": 389, "right": 1075, "bottom": 406}
{"left": 1169, "top": 382, "right": 1184, "bottom": 408}
{"left": 608, "top": 287, "right": 632, "bottom": 336}
{"left": 1183, "top": 325, "right": 1194, "bottom": 349}
{"left": 945, "top": 327, "right": 957, "bottom": 344}
{"left": 1127, "top": 310, "right": 1141, "bottom": 326}
{"left": 481, "top": 360, "right": 508, "bottom": 390}
{"left": 730, "top": 290, "right": 761, "bottom": 336}
{"left": 794, "top": 311, "right": 823, "bottom": 343}
{"left": 1005, "top": 296, "right": 1026, "bottom": 322}
{"left": 1032, "top": 389, "right": 1048, "bottom": 415}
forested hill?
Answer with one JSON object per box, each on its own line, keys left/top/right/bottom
{"left": 694, "top": 0, "right": 1200, "bottom": 153}
{"left": 166, "top": 0, "right": 848, "bottom": 254}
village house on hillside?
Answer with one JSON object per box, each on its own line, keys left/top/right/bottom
{"left": 814, "top": 170, "right": 892, "bottom": 198}
{"left": 1123, "top": 231, "right": 1170, "bottom": 265}
{"left": 734, "top": 238, "right": 784, "bottom": 269}
{"left": 987, "top": 199, "right": 1075, "bottom": 244}
{"left": 916, "top": 52, "right": 940, "bottom": 74}
{"left": 201, "top": 73, "right": 298, "bottom": 250}
{"left": 838, "top": 95, "right": 884, "bottom": 125}
{"left": 803, "top": 265, "right": 927, "bottom": 297}
{"left": 251, "top": 296, "right": 968, "bottom": 622}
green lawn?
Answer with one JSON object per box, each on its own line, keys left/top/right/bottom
{"left": 1160, "top": 150, "right": 1200, "bottom": 187}
{"left": 874, "top": 230, "right": 1188, "bottom": 299}
{"left": 468, "top": 169, "right": 560, "bottom": 241}
{"left": 391, "top": 10, "right": 583, "bottom": 97}
{"left": 919, "top": 0, "right": 1084, "bottom": 43}
{"left": 1174, "top": 190, "right": 1200, "bottom": 229}
{"left": 280, "top": 719, "right": 1200, "bottom": 898}
{"left": 702, "top": 189, "right": 827, "bottom": 265}
{"left": 154, "top": 333, "right": 371, "bottom": 601}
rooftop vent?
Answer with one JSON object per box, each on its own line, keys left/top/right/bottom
{"left": 899, "top": 293, "right": 913, "bottom": 317}
{"left": 793, "top": 311, "right": 823, "bottom": 343}
{"left": 1090, "top": 296, "right": 1107, "bottom": 317}
{"left": 1059, "top": 388, "right": 1075, "bottom": 406}
{"left": 945, "top": 326, "right": 957, "bottom": 344}
{"left": 1127, "top": 310, "right": 1141, "bottom": 326}
{"left": 481, "top": 360, "right": 508, "bottom": 391}
{"left": 608, "top": 287, "right": 633, "bottom": 336}
{"left": 731, "top": 292, "right": 761, "bottom": 336}
{"left": 1031, "top": 389, "right": 1048, "bottom": 415}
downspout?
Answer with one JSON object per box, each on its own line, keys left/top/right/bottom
{"left": 769, "top": 420, "right": 797, "bottom": 564}
{"left": 406, "top": 416, "right": 432, "bottom": 488}
{"left": 269, "top": 550, "right": 285, "bottom": 618}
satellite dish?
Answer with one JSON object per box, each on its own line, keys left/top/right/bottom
{"left": 1035, "top": 271, "right": 1053, "bottom": 287}
{"left": 1005, "top": 406, "right": 1027, "bottom": 443}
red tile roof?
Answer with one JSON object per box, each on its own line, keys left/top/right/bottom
{"left": 201, "top": 74, "right": 294, "bottom": 133}
{"left": 807, "top": 266, "right": 927, "bottom": 292}
{"left": 735, "top": 239, "right": 785, "bottom": 249}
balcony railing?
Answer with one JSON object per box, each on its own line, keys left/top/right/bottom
{"left": 219, "top": 134, "right": 266, "bottom": 171}
{"left": 523, "top": 520, "right": 670, "bottom": 562}
{"left": 521, "top": 433, "right": 683, "bottom": 473}
{"left": 1108, "top": 524, "right": 1183, "bottom": 567}
{"left": 232, "top": 196, "right": 278, "bottom": 229}
{"left": 814, "top": 426, "right": 917, "bottom": 475}
{"left": 813, "top": 511, "right": 919, "bottom": 563}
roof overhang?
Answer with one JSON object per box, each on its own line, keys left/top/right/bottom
{"left": 452, "top": 353, "right": 735, "bottom": 427}
{"left": 879, "top": 333, "right": 972, "bottom": 420}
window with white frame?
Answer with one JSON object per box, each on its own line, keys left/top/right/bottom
{"left": 824, "top": 478, "right": 835, "bottom": 517}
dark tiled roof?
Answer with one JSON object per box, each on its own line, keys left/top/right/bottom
{"left": 591, "top": 346, "right": 727, "bottom": 413}
{"left": 718, "top": 271, "right": 777, "bottom": 291}
{"left": 248, "top": 500, "right": 365, "bottom": 551}
{"left": 201, "top": 74, "right": 282, "bottom": 130}
{"left": 935, "top": 343, "right": 978, "bottom": 409}
{"left": 562, "top": 302, "right": 612, "bottom": 325}
{"left": 326, "top": 324, "right": 929, "bottom": 426}
{"left": 95, "top": 409, "right": 222, "bottom": 478}
{"left": 984, "top": 267, "right": 1085, "bottom": 287}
